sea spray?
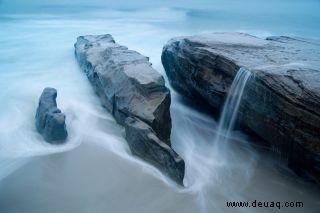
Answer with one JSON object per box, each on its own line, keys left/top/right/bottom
{"left": 172, "top": 68, "right": 255, "bottom": 212}
{"left": 187, "top": 68, "right": 253, "bottom": 213}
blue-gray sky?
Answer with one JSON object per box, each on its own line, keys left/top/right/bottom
{"left": 1, "top": 0, "right": 320, "bottom": 13}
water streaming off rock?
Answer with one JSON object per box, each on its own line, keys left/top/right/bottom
{"left": 214, "top": 68, "right": 252, "bottom": 145}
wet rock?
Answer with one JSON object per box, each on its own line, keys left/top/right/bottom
{"left": 125, "top": 117, "right": 185, "bottom": 185}
{"left": 75, "top": 34, "right": 184, "bottom": 184}
{"left": 162, "top": 32, "right": 320, "bottom": 182}
{"left": 35, "top": 88, "right": 68, "bottom": 143}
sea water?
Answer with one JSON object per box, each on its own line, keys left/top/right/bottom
{"left": 0, "top": 1, "right": 320, "bottom": 212}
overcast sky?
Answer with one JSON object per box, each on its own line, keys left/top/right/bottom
{"left": 1, "top": 0, "right": 319, "bottom": 15}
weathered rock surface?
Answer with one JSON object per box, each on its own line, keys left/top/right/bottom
{"left": 35, "top": 88, "right": 68, "bottom": 143}
{"left": 125, "top": 117, "right": 184, "bottom": 185}
{"left": 162, "top": 32, "right": 320, "bottom": 182}
{"left": 74, "top": 34, "right": 184, "bottom": 184}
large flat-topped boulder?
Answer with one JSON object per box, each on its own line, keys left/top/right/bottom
{"left": 75, "top": 34, "right": 184, "bottom": 184}
{"left": 162, "top": 33, "right": 320, "bottom": 111}
{"left": 162, "top": 32, "right": 320, "bottom": 182}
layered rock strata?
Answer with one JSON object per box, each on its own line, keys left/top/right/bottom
{"left": 162, "top": 32, "right": 320, "bottom": 181}
{"left": 75, "top": 34, "right": 184, "bottom": 184}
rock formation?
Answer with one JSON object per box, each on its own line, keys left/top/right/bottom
{"left": 162, "top": 32, "right": 320, "bottom": 182}
{"left": 74, "top": 34, "right": 184, "bottom": 185}
{"left": 125, "top": 117, "right": 184, "bottom": 184}
{"left": 35, "top": 87, "right": 68, "bottom": 143}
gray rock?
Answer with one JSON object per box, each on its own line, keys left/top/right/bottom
{"left": 35, "top": 88, "right": 68, "bottom": 143}
{"left": 125, "top": 117, "right": 185, "bottom": 185}
{"left": 162, "top": 32, "right": 320, "bottom": 182}
{"left": 74, "top": 34, "right": 184, "bottom": 184}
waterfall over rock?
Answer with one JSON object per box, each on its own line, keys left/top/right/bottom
{"left": 162, "top": 32, "right": 320, "bottom": 182}
{"left": 214, "top": 68, "right": 252, "bottom": 144}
